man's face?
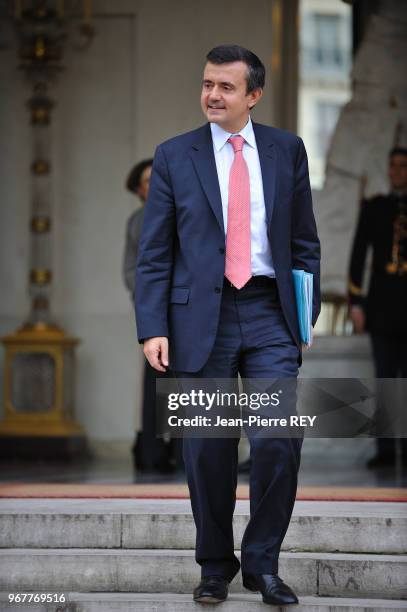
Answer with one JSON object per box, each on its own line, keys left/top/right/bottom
{"left": 137, "top": 165, "right": 152, "bottom": 203}
{"left": 200, "top": 61, "right": 262, "bottom": 133}
{"left": 388, "top": 154, "right": 407, "bottom": 193}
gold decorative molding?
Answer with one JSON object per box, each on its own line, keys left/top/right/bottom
{"left": 348, "top": 280, "right": 363, "bottom": 296}
{"left": 31, "top": 216, "right": 51, "bottom": 233}
{"left": 35, "top": 36, "right": 46, "bottom": 59}
{"left": 0, "top": 326, "right": 82, "bottom": 439}
{"left": 31, "top": 106, "right": 50, "bottom": 125}
{"left": 28, "top": 91, "right": 54, "bottom": 125}
{"left": 0, "top": 419, "right": 84, "bottom": 437}
{"left": 3, "top": 323, "right": 79, "bottom": 346}
{"left": 30, "top": 268, "right": 52, "bottom": 285}
{"left": 35, "top": 3, "right": 48, "bottom": 19}
{"left": 31, "top": 159, "right": 50, "bottom": 175}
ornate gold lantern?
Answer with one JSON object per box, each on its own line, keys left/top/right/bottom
{"left": 0, "top": 325, "right": 86, "bottom": 458}
{"left": 0, "top": 1, "right": 94, "bottom": 459}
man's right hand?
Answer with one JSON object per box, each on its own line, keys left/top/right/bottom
{"left": 143, "top": 337, "right": 169, "bottom": 372}
{"left": 350, "top": 306, "right": 365, "bottom": 334}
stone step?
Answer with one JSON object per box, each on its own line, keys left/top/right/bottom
{"left": 0, "top": 593, "right": 406, "bottom": 612}
{"left": 0, "top": 549, "right": 406, "bottom": 600}
{"left": 1, "top": 500, "right": 406, "bottom": 554}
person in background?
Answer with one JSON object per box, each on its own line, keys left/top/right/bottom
{"left": 123, "top": 159, "right": 176, "bottom": 473}
{"left": 349, "top": 147, "right": 407, "bottom": 468}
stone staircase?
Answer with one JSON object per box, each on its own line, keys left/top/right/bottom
{"left": 0, "top": 498, "right": 406, "bottom": 611}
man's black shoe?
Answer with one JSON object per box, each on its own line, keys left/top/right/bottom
{"left": 366, "top": 453, "right": 395, "bottom": 469}
{"left": 243, "top": 573, "right": 298, "bottom": 605}
{"left": 193, "top": 576, "right": 229, "bottom": 604}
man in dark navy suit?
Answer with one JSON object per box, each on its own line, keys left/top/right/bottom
{"left": 136, "top": 45, "right": 320, "bottom": 605}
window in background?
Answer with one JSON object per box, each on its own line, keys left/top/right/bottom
{"left": 298, "top": 0, "right": 352, "bottom": 189}
{"left": 316, "top": 101, "right": 342, "bottom": 158}
{"left": 314, "top": 14, "right": 343, "bottom": 68}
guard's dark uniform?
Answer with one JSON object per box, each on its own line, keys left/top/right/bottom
{"left": 349, "top": 192, "right": 407, "bottom": 461}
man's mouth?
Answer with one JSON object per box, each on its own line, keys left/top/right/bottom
{"left": 208, "top": 105, "right": 225, "bottom": 110}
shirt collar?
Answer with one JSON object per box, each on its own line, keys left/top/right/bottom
{"left": 210, "top": 116, "right": 256, "bottom": 152}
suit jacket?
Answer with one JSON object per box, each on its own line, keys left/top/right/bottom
{"left": 136, "top": 122, "right": 321, "bottom": 372}
{"left": 348, "top": 193, "right": 407, "bottom": 333}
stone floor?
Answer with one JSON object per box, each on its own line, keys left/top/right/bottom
{"left": 0, "top": 438, "right": 406, "bottom": 487}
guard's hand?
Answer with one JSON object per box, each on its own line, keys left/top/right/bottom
{"left": 143, "top": 337, "right": 169, "bottom": 372}
{"left": 350, "top": 306, "right": 365, "bottom": 334}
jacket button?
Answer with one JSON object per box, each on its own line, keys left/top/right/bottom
{"left": 219, "top": 247, "right": 225, "bottom": 254}
{"left": 214, "top": 287, "right": 221, "bottom": 293}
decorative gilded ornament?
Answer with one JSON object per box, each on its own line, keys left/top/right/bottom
{"left": 348, "top": 279, "right": 364, "bottom": 296}
{"left": 30, "top": 269, "right": 52, "bottom": 285}
{"left": 31, "top": 106, "right": 50, "bottom": 124}
{"left": 34, "top": 36, "right": 46, "bottom": 59}
{"left": 0, "top": 325, "right": 84, "bottom": 444}
{"left": 386, "top": 202, "right": 407, "bottom": 275}
{"left": 31, "top": 216, "right": 51, "bottom": 233}
{"left": 35, "top": 5, "right": 48, "bottom": 19}
{"left": 32, "top": 160, "right": 50, "bottom": 175}
{"left": 28, "top": 93, "right": 54, "bottom": 126}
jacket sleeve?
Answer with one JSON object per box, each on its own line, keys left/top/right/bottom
{"left": 135, "top": 145, "right": 175, "bottom": 342}
{"left": 348, "top": 200, "right": 370, "bottom": 307}
{"left": 291, "top": 137, "right": 321, "bottom": 327}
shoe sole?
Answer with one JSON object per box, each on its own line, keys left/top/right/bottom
{"left": 193, "top": 596, "right": 227, "bottom": 604}
{"left": 261, "top": 598, "right": 298, "bottom": 606}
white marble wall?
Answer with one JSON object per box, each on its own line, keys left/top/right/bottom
{"left": 0, "top": 0, "right": 274, "bottom": 452}
{"left": 315, "top": 0, "right": 407, "bottom": 296}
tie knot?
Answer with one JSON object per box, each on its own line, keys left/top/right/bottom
{"left": 228, "top": 135, "right": 245, "bottom": 153}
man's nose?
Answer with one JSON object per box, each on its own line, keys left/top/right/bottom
{"left": 209, "top": 87, "right": 221, "bottom": 100}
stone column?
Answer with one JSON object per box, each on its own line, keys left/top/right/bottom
{"left": 270, "top": 0, "right": 299, "bottom": 132}
{"left": 314, "top": 0, "right": 407, "bottom": 296}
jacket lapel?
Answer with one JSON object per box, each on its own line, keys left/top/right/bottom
{"left": 189, "top": 122, "right": 277, "bottom": 232}
{"left": 253, "top": 122, "right": 277, "bottom": 228}
{"left": 189, "top": 124, "right": 224, "bottom": 232}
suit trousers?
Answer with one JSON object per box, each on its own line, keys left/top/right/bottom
{"left": 177, "top": 277, "right": 302, "bottom": 581}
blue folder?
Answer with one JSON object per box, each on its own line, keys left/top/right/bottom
{"left": 292, "top": 269, "right": 313, "bottom": 347}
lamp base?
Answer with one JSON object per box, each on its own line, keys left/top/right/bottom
{"left": 0, "top": 434, "right": 89, "bottom": 461}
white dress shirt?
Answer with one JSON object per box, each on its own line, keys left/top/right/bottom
{"left": 210, "top": 117, "right": 275, "bottom": 278}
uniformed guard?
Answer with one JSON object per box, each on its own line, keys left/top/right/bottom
{"left": 349, "top": 147, "right": 407, "bottom": 468}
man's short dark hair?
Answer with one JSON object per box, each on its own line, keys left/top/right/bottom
{"left": 389, "top": 147, "right": 407, "bottom": 159}
{"left": 206, "top": 44, "right": 265, "bottom": 93}
{"left": 126, "top": 158, "right": 153, "bottom": 194}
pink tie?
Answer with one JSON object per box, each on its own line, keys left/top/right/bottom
{"left": 225, "top": 135, "right": 251, "bottom": 289}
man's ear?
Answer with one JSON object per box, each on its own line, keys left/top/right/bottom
{"left": 248, "top": 88, "right": 263, "bottom": 110}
